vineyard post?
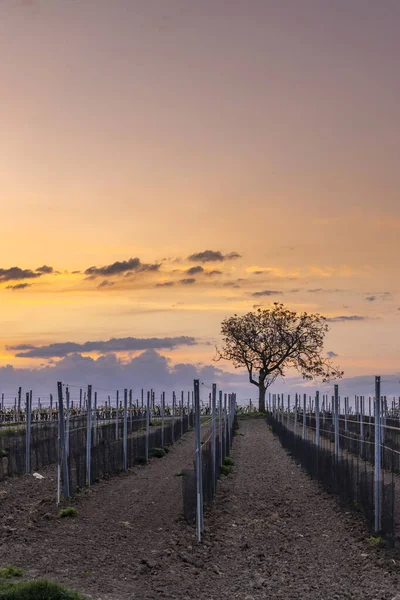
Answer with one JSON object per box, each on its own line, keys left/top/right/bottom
{"left": 302, "top": 394, "right": 306, "bottom": 440}
{"left": 65, "top": 386, "right": 70, "bottom": 458}
{"left": 287, "top": 394, "right": 290, "bottom": 428}
{"left": 129, "top": 389, "right": 132, "bottom": 432}
{"left": 79, "top": 388, "right": 82, "bottom": 411}
{"left": 172, "top": 392, "right": 175, "bottom": 444}
{"left": 224, "top": 393, "right": 227, "bottom": 458}
{"left": 344, "top": 396, "right": 348, "bottom": 433}
{"left": 86, "top": 385, "right": 92, "bottom": 487}
{"left": 57, "top": 382, "right": 70, "bottom": 498}
{"left": 145, "top": 391, "right": 150, "bottom": 463}
{"left": 374, "top": 376, "right": 381, "bottom": 532}
{"left": 141, "top": 389, "right": 144, "bottom": 411}
{"left": 227, "top": 393, "right": 231, "bottom": 451}
{"left": 194, "top": 379, "right": 203, "bottom": 542}
{"left": 294, "top": 393, "right": 298, "bottom": 434}
{"left": 123, "top": 389, "right": 128, "bottom": 471}
{"left": 219, "top": 391, "right": 223, "bottom": 467}
{"left": 50, "top": 393, "right": 53, "bottom": 421}
{"left": 115, "top": 390, "right": 119, "bottom": 440}
{"left": 315, "top": 391, "right": 320, "bottom": 449}
{"left": 25, "top": 391, "right": 31, "bottom": 473}
{"left": 161, "top": 391, "right": 165, "bottom": 446}
{"left": 334, "top": 385, "right": 339, "bottom": 461}
{"left": 17, "top": 386, "right": 21, "bottom": 422}
{"left": 93, "top": 391, "right": 97, "bottom": 446}
{"left": 360, "top": 396, "right": 364, "bottom": 458}
{"left": 181, "top": 391, "right": 184, "bottom": 436}
{"left": 211, "top": 383, "right": 216, "bottom": 493}
{"left": 187, "top": 391, "right": 190, "bottom": 427}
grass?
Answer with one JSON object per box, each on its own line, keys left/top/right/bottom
{"left": 0, "top": 578, "right": 86, "bottom": 599}
{"left": 59, "top": 507, "right": 78, "bottom": 519}
{"left": 149, "top": 447, "right": 166, "bottom": 458}
{"left": 0, "top": 567, "right": 24, "bottom": 580}
{"left": 367, "top": 536, "right": 385, "bottom": 547}
{"left": 224, "top": 457, "right": 234, "bottom": 466}
{"left": 220, "top": 465, "right": 232, "bottom": 476}
{"left": 175, "top": 471, "right": 184, "bottom": 477}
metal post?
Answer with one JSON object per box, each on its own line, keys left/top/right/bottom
{"left": 146, "top": 391, "right": 150, "bottom": 462}
{"left": 287, "top": 394, "right": 290, "bottom": 428}
{"left": 129, "top": 389, "right": 133, "bottom": 432}
{"left": 181, "top": 391, "right": 184, "bottom": 437}
{"left": 50, "top": 393, "right": 53, "bottom": 421}
{"left": 25, "top": 391, "right": 31, "bottom": 473}
{"left": 302, "top": 394, "right": 306, "bottom": 440}
{"left": 219, "top": 390, "right": 223, "bottom": 466}
{"left": 93, "top": 391, "right": 97, "bottom": 446}
{"left": 86, "top": 385, "right": 92, "bottom": 487}
{"left": 224, "top": 393, "right": 227, "bottom": 456}
{"left": 294, "top": 393, "right": 298, "bottom": 434}
{"left": 65, "top": 386, "right": 70, "bottom": 458}
{"left": 315, "top": 391, "right": 320, "bottom": 448}
{"left": 115, "top": 390, "right": 119, "bottom": 440}
{"left": 374, "top": 376, "right": 381, "bottom": 533}
{"left": 334, "top": 385, "right": 339, "bottom": 460}
{"left": 123, "top": 389, "right": 128, "bottom": 470}
{"left": 57, "top": 382, "right": 70, "bottom": 497}
{"left": 194, "top": 379, "right": 203, "bottom": 542}
{"left": 161, "top": 391, "right": 165, "bottom": 447}
{"left": 172, "top": 391, "right": 175, "bottom": 444}
{"left": 211, "top": 383, "right": 217, "bottom": 493}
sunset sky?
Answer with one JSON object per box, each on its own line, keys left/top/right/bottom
{"left": 1, "top": 0, "right": 400, "bottom": 399}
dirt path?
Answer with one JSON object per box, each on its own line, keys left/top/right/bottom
{"left": 1, "top": 418, "right": 400, "bottom": 599}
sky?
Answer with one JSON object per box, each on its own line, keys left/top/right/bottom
{"left": 1, "top": 0, "right": 400, "bottom": 402}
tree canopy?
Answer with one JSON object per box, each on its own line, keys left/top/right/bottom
{"left": 215, "top": 303, "right": 343, "bottom": 411}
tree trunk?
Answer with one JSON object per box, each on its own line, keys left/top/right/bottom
{"left": 258, "top": 385, "right": 266, "bottom": 413}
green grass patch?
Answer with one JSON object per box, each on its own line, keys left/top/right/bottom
{"left": 367, "top": 536, "right": 385, "bottom": 547}
{"left": 175, "top": 471, "right": 184, "bottom": 477}
{"left": 0, "top": 567, "right": 24, "bottom": 580}
{"left": 220, "top": 465, "right": 232, "bottom": 476}
{"left": 224, "top": 457, "right": 234, "bottom": 466}
{"left": 163, "top": 446, "right": 170, "bottom": 454}
{"left": 59, "top": 507, "right": 78, "bottom": 519}
{"left": 0, "top": 578, "right": 86, "bottom": 599}
{"left": 149, "top": 448, "right": 166, "bottom": 458}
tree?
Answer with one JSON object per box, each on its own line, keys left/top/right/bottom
{"left": 215, "top": 303, "right": 343, "bottom": 412}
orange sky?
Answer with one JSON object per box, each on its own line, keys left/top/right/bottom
{"left": 1, "top": 0, "right": 400, "bottom": 388}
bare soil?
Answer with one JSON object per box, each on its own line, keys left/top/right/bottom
{"left": 1, "top": 419, "right": 399, "bottom": 599}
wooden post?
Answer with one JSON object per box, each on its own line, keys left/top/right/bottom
{"left": 57, "top": 382, "right": 70, "bottom": 497}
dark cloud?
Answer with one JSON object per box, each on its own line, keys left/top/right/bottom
{"left": 35, "top": 265, "right": 53, "bottom": 274}
{"left": 156, "top": 282, "right": 175, "bottom": 287}
{"left": 206, "top": 270, "right": 223, "bottom": 276}
{"left": 187, "top": 250, "right": 241, "bottom": 263}
{"left": 179, "top": 278, "right": 196, "bottom": 285}
{"left": 186, "top": 266, "right": 204, "bottom": 275}
{"left": 307, "top": 288, "right": 344, "bottom": 293}
{"left": 84, "top": 257, "right": 160, "bottom": 278}
{"left": 223, "top": 282, "right": 241, "bottom": 288}
{"left": 326, "top": 316, "right": 367, "bottom": 323}
{"left": 253, "top": 270, "right": 270, "bottom": 275}
{"left": 0, "top": 349, "right": 246, "bottom": 401}
{"left": 98, "top": 280, "right": 114, "bottom": 288}
{"left": 6, "top": 283, "right": 32, "bottom": 290}
{"left": 71, "top": 271, "right": 81, "bottom": 274}
{"left": 252, "top": 290, "right": 283, "bottom": 297}
{"left": 290, "top": 289, "right": 301, "bottom": 293}
{"left": 327, "top": 351, "right": 339, "bottom": 358}
{"left": 7, "top": 336, "right": 198, "bottom": 359}
{"left": 0, "top": 267, "right": 42, "bottom": 282}
{"left": 365, "top": 296, "right": 376, "bottom": 302}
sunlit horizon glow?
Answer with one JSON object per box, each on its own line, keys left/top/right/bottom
{"left": 1, "top": 0, "right": 400, "bottom": 394}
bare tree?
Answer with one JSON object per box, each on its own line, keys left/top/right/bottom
{"left": 215, "top": 303, "right": 343, "bottom": 412}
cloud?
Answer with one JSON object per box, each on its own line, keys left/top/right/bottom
{"left": 98, "top": 280, "right": 114, "bottom": 288}
{"left": 156, "top": 282, "right": 175, "bottom": 288}
{"left": 7, "top": 336, "right": 198, "bottom": 359}
{"left": 0, "top": 349, "right": 247, "bottom": 400}
{"left": 35, "top": 265, "right": 53, "bottom": 274}
{"left": 206, "top": 270, "right": 223, "bottom": 276}
{"left": 186, "top": 266, "right": 204, "bottom": 275}
{"left": 253, "top": 270, "right": 270, "bottom": 275}
{"left": 84, "top": 257, "right": 160, "bottom": 278}
{"left": 307, "top": 288, "right": 344, "bottom": 293}
{"left": 179, "top": 278, "right": 196, "bottom": 285}
{"left": 187, "top": 250, "right": 241, "bottom": 263}
{"left": 223, "top": 282, "right": 240, "bottom": 288}
{"left": 71, "top": 271, "right": 81, "bottom": 274}
{"left": 365, "top": 295, "right": 376, "bottom": 302}
{"left": 252, "top": 290, "right": 283, "bottom": 297}
{"left": 326, "top": 316, "right": 367, "bottom": 323}
{"left": 0, "top": 267, "right": 42, "bottom": 282}
{"left": 327, "top": 351, "right": 339, "bottom": 358}
{"left": 6, "top": 283, "right": 32, "bottom": 290}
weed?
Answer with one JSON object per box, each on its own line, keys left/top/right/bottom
{"left": 0, "top": 566, "right": 24, "bottom": 579}
{"left": 149, "top": 448, "right": 166, "bottom": 458}
{"left": 175, "top": 471, "right": 184, "bottom": 477}
{"left": 367, "top": 536, "right": 385, "bottom": 547}
{"left": 59, "top": 507, "right": 78, "bottom": 519}
{"left": 163, "top": 446, "right": 170, "bottom": 454}
{"left": 220, "top": 465, "right": 232, "bottom": 476}
{"left": 0, "top": 578, "right": 86, "bottom": 599}
{"left": 1, "top": 450, "right": 7, "bottom": 457}
{"left": 224, "top": 457, "right": 234, "bottom": 466}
